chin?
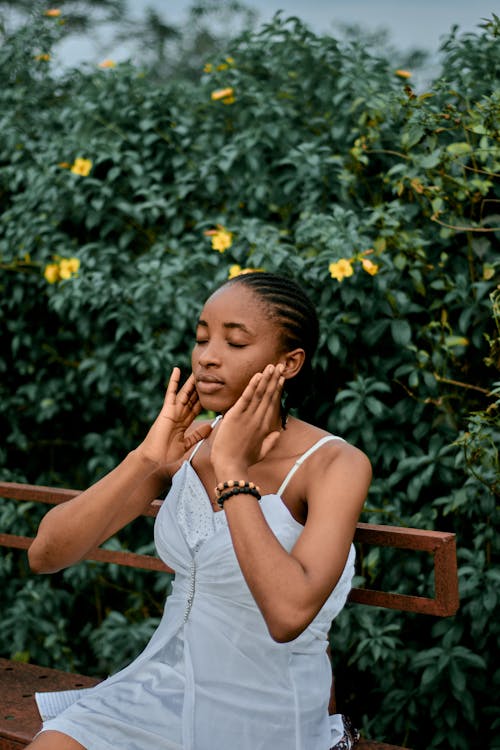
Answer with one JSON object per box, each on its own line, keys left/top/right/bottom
{"left": 197, "top": 392, "right": 232, "bottom": 414}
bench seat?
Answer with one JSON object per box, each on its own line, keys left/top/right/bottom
{"left": 0, "top": 657, "right": 406, "bottom": 749}
{"left": 0, "top": 658, "right": 99, "bottom": 749}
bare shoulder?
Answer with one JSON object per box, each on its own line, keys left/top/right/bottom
{"left": 285, "top": 418, "right": 372, "bottom": 515}
{"left": 309, "top": 439, "right": 371, "bottom": 519}
{"left": 323, "top": 437, "right": 371, "bottom": 475}
{"left": 285, "top": 417, "right": 370, "bottom": 468}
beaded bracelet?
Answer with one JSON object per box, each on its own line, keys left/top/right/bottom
{"left": 216, "top": 483, "right": 262, "bottom": 509}
{"left": 214, "top": 479, "right": 262, "bottom": 498}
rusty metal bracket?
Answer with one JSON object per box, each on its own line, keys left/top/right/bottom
{"left": 350, "top": 522, "right": 459, "bottom": 616}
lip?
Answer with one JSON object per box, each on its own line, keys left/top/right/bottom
{"left": 196, "top": 375, "right": 225, "bottom": 394}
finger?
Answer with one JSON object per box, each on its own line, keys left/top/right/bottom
{"left": 252, "top": 365, "right": 271, "bottom": 398}
{"left": 230, "top": 365, "right": 281, "bottom": 420}
{"left": 253, "top": 365, "right": 283, "bottom": 415}
{"left": 230, "top": 372, "right": 263, "bottom": 415}
{"left": 189, "top": 399, "right": 203, "bottom": 418}
{"left": 269, "top": 371, "right": 285, "bottom": 410}
{"left": 164, "top": 367, "right": 181, "bottom": 405}
{"left": 184, "top": 422, "right": 213, "bottom": 450}
{"left": 177, "top": 373, "right": 197, "bottom": 405}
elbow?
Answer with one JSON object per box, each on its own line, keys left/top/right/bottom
{"left": 265, "top": 608, "right": 312, "bottom": 644}
{"left": 27, "top": 546, "right": 44, "bottom": 574}
{"left": 28, "top": 539, "right": 62, "bottom": 574}
{"left": 27, "top": 541, "right": 48, "bottom": 574}
{"left": 269, "top": 627, "right": 304, "bottom": 644}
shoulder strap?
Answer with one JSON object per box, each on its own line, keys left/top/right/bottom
{"left": 188, "top": 414, "right": 223, "bottom": 463}
{"left": 276, "top": 435, "right": 345, "bottom": 496}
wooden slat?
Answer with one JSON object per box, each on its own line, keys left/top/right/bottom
{"left": 0, "top": 481, "right": 160, "bottom": 517}
{"left": 0, "top": 533, "right": 172, "bottom": 574}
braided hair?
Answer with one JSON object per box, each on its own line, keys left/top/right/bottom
{"left": 222, "top": 272, "right": 319, "bottom": 426}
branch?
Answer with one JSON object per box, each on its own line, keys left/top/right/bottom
{"left": 431, "top": 214, "right": 500, "bottom": 232}
{"left": 433, "top": 372, "right": 494, "bottom": 396}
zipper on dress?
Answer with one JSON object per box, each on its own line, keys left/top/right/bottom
{"left": 184, "top": 559, "right": 196, "bottom": 622}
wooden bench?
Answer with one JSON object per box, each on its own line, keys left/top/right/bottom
{"left": 0, "top": 481, "right": 459, "bottom": 750}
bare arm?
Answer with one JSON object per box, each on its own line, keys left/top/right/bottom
{"left": 28, "top": 369, "right": 212, "bottom": 574}
{"left": 210, "top": 365, "right": 371, "bottom": 642}
{"left": 28, "top": 453, "right": 165, "bottom": 574}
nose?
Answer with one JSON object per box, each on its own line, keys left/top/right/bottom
{"left": 196, "top": 340, "right": 222, "bottom": 368}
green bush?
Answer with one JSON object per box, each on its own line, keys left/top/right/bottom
{"left": 0, "top": 10, "right": 499, "bottom": 749}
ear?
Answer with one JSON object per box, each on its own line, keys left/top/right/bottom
{"left": 279, "top": 348, "right": 305, "bottom": 380}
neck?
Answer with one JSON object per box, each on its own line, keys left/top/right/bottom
{"left": 217, "top": 406, "right": 286, "bottom": 433}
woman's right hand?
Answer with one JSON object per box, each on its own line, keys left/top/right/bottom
{"left": 136, "top": 367, "right": 212, "bottom": 471}
{"left": 29, "top": 367, "right": 212, "bottom": 574}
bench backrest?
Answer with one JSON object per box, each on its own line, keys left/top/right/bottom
{"left": 0, "top": 481, "right": 459, "bottom": 616}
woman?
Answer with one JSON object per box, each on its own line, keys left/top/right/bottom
{"left": 27, "top": 272, "right": 372, "bottom": 750}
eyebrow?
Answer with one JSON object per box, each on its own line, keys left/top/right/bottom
{"left": 196, "top": 319, "right": 254, "bottom": 335}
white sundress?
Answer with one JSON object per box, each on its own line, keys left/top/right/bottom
{"left": 36, "top": 434, "right": 356, "bottom": 750}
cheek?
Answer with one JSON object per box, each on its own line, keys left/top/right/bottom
{"left": 191, "top": 346, "right": 199, "bottom": 370}
{"left": 236, "top": 356, "right": 270, "bottom": 387}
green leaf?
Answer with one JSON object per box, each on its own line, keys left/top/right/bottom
{"left": 391, "top": 319, "right": 412, "bottom": 346}
{"left": 446, "top": 142, "right": 472, "bottom": 156}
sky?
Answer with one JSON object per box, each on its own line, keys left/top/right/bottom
{"left": 157, "top": 0, "right": 496, "bottom": 51}
{"left": 58, "top": 0, "right": 497, "bottom": 69}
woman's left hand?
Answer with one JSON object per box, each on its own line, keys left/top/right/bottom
{"left": 210, "top": 363, "right": 285, "bottom": 479}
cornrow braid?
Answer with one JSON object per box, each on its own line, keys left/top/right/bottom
{"left": 223, "top": 272, "right": 319, "bottom": 426}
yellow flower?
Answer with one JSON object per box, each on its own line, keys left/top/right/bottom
{"left": 44, "top": 263, "right": 60, "bottom": 284}
{"left": 222, "top": 96, "right": 235, "bottom": 105}
{"left": 225, "top": 57, "right": 235, "bottom": 64}
{"left": 361, "top": 258, "right": 379, "bottom": 276}
{"left": 204, "top": 63, "right": 213, "bottom": 73}
{"left": 211, "top": 87, "right": 235, "bottom": 102}
{"left": 228, "top": 264, "right": 242, "bottom": 278}
{"left": 211, "top": 229, "right": 233, "bottom": 252}
{"left": 35, "top": 53, "right": 51, "bottom": 61}
{"left": 329, "top": 259, "right": 354, "bottom": 282}
{"left": 58, "top": 258, "right": 80, "bottom": 280}
{"left": 395, "top": 69, "right": 412, "bottom": 79}
{"left": 98, "top": 59, "right": 116, "bottom": 68}
{"left": 216, "top": 63, "right": 229, "bottom": 71}
{"left": 59, "top": 263, "right": 72, "bottom": 280}
{"left": 228, "top": 265, "right": 263, "bottom": 279}
{"left": 204, "top": 225, "right": 233, "bottom": 253}
{"left": 61, "top": 257, "right": 80, "bottom": 277}
{"left": 44, "top": 8, "right": 61, "bottom": 16}
{"left": 70, "top": 158, "right": 92, "bottom": 176}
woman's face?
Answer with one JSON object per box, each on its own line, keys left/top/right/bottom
{"left": 191, "top": 283, "right": 286, "bottom": 413}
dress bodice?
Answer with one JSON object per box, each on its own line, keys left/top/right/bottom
{"left": 154, "top": 458, "right": 355, "bottom": 642}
